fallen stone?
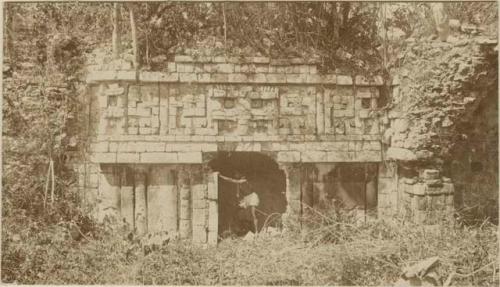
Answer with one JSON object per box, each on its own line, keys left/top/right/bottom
{"left": 243, "top": 231, "right": 255, "bottom": 241}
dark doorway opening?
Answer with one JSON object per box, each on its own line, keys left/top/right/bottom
{"left": 324, "top": 163, "right": 378, "bottom": 211}
{"left": 208, "top": 152, "right": 286, "bottom": 237}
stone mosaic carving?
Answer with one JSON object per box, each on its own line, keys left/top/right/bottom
{"left": 127, "top": 85, "right": 160, "bottom": 135}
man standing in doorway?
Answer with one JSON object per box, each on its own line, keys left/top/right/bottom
{"left": 219, "top": 172, "right": 260, "bottom": 235}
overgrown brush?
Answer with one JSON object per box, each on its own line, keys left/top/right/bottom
{"left": 3, "top": 206, "right": 497, "bottom": 285}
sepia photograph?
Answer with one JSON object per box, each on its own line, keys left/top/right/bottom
{"left": 2, "top": 1, "right": 498, "bottom": 285}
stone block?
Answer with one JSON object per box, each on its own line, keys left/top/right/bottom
{"left": 116, "top": 70, "right": 137, "bottom": 81}
{"left": 286, "top": 74, "right": 306, "bottom": 84}
{"left": 177, "top": 63, "right": 194, "bottom": 73}
{"left": 192, "top": 208, "right": 206, "bottom": 225}
{"left": 336, "top": 75, "right": 353, "bottom": 85}
{"left": 192, "top": 225, "right": 207, "bottom": 244}
{"left": 356, "top": 150, "right": 381, "bottom": 162}
{"left": 215, "top": 63, "right": 234, "bottom": 73}
{"left": 321, "top": 74, "right": 336, "bottom": 84}
{"left": 91, "top": 142, "right": 109, "bottom": 152}
{"left": 386, "top": 147, "right": 417, "bottom": 161}
{"left": 406, "top": 183, "right": 426, "bottom": 196}
{"left": 306, "top": 74, "right": 321, "bottom": 83}
{"left": 144, "top": 142, "right": 165, "bottom": 152}
{"left": 175, "top": 55, "right": 194, "bottom": 62}
{"left": 288, "top": 199, "right": 301, "bottom": 213}
{"left": 179, "top": 73, "right": 197, "bottom": 82}
{"left": 179, "top": 219, "right": 191, "bottom": 239}
{"left": 255, "top": 65, "right": 269, "bottom": 73}
{"left": 417, "top": 195, "right": 428, "bottom": 211}
{"left": 178, "top": 152, "right": 203, "bottom": 163}
{"left": 193, "top": 199, "right": 206, "bottom": 210}
{"left": 201, "top": 143, "right": 218, "bottom": 152}
{"left": 422, "top": 169, "right": 440, "bottom": 180}
{"left": 235, "top": 142, "right": 256, "bottom": 151}
{"left": 167, "top": 62, "right": 176, "bottom": 72}
{"left": 139, "top": 72, "right": 163, "bottom": 82}
{"left": 139, "top": 127, "right": 152, "bottom": 135}
{"left": 213, "top": 56, "right": 226, "bottom": 63}
{"left": 227, "top": 73, "right": 248, "bottom": 83}
{"left": 301, "top": 151, "right": 327, "bottom": 162}
{"left": 327, "top": 151, "right": 350, "bottom": 162}
{"left": 211, "top": 73, "right": 228, "bottom": 82}
{"left": 192, "top": 184, "right": 206, "bottom": 200}
{"left": 252, "top": 57, "right": 270, "bottom": 63}
{"left": 198, "top": 73, "right": 211, "bottom": 82}
{"left": 140, "top": 152, "right": 178, "bottom": 163}
{"left": 159, "top": 73, "right": 179, "bottom": 82}
{"left": 91, "top": 152, "right": 116, "bottom": 163}
{"left": 248, "top": 73, "right": 267, "bottom": 83}
{"left": 355, "top": 75, "right": 384, "bottom": 86}
{"left": 277, "top": 151, "right": 301, "bottom": 162}
{"left": 86, "top": 71, "right": 117, "bottom": 83}
{"left": 116, "top": 153, "right": 140, "bottom": 163}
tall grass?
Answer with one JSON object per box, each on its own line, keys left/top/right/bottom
{"left": 2, "top": 206, "right": 498, "bottom": 285}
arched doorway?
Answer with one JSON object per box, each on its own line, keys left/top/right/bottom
{"left": 208, "top": 152, "right": 286, "bottom": 237}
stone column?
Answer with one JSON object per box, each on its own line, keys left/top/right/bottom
{"left": 365, "top": 163, "right": 378, "bottom": 209}
{"left": 313, "top": 164, "right": 335, "bottom": 208}
{"left": 97, "top": 164, "right": 121, "bottom": 223}
{"left": 120, "top": 166, "right": 135, "bottom": 230}
{"left": 279, "top": 163, "right": 302, "bottom": 229}
{"left": 377, "top": 161, "right": 399, "bottom": 219}
{"left": 191, "top": 165, "right": 208, "bottom": 244}
{"left": 207, "top": 171, "right": 219, "bottom": 245}
{"left": 134, "top": 168, "right": 147, "bottom": 235}
{"left": 147, "top": 166, "right": 177, "bottom": 235}
{"left": 178, "top": 166, "right": 192, "bottom": 239}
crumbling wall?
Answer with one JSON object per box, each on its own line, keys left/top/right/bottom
{"left": 382, "top": 36, "right": 498, "bottom": 223}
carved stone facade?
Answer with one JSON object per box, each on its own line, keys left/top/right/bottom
{"left": 78, "top": 55, "right": 454, "bottom": 245}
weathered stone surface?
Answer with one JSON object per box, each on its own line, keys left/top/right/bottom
{"left": 120, "top": 169, "right": 134, "bottom": 228}
{"left": 91, "top": 152, "right": 116, "bottom": 163}
{"left": 135, "top": 172, "right": 148, "bottom": 235}
{"left": 301, "top": 151, "right": 327, "bottom": 162}
{"left": 178, "top": 152, "right": 203, "bottom": 163}
{"left": 277, "top": 151, "right": 301, "bottom": 162}
{"left": 148, "top": 167, "right": 177, "bottom": 234}
{"left": 422, "top": 169, "right": 440, "bottom": 180}
{"left": 117, "top": 152, "right": 140, "bottom": 163}
{"left": 97, "top": 166, "right": 121, "bottom": 222}
{"left": 356, "top": 150, "right": 382, "bottom": 162}
{"left": 140, "top": 152, "right": 178, "bottom": 163}
{"left": 386, "top": 147, "right": 417, "bottom": 161}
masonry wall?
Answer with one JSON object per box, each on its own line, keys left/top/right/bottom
{"left": 80, "top": 55, "right": 389, "bottom": 244}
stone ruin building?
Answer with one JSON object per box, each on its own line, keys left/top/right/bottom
{"left": 78, "top": 37, "right": 497, "bottom": 245}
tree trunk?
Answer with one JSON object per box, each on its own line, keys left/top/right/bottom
{"left": 112, "top": 3, "right": 121, "bottom": 59}
{"left": 129, "top": 5, "right": 139, "bottom": 69}
{"left": 431, "top": 3, "right": 449, "bottom": 42}
{"left": 341, "top": 2, "right": 351, "bottom": 30}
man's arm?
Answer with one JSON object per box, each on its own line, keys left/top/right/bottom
{"left": 219, "top": 174, "right": 247, "bottom": 184}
